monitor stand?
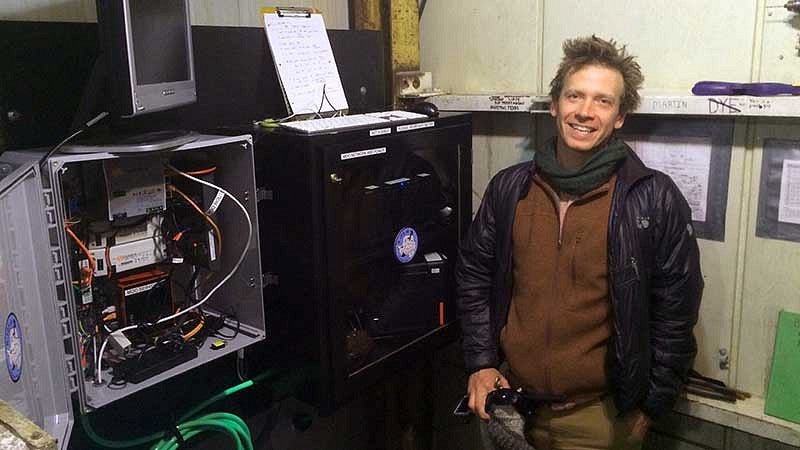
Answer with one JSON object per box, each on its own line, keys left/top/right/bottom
{"left": 61, "top": 130, "right": 198, "bottom": 154}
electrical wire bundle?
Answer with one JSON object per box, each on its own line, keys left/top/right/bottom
{"left": 81, "top": 369, "right": 281, "bottom": 450}
{"left": 62, "top": 160, "right": 253, "bottom": 387}
{"left": 94, "top": 163, "right": 253, "bottom": 384}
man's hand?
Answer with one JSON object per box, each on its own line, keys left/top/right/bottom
{"left": 467, "top": 368, "right": 509, "bottom": 420}
{"left": 627, "top": 410, "right": 652, "bottom": 442}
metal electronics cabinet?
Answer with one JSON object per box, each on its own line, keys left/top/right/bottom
{"left": 0, "top": 134, "right": 265, "bottom": 449}
{"left": 253, "top": 112, "right": 472, "bottom": 410}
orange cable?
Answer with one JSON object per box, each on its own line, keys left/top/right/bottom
{"left": 185, "top": 167, "right": 217, "bottom": 176}
{"left": 65, "top": 224, "right": 95, "bottom": 285}
{"left": 167, "top": 184, "right": 223, "bottom": 257}
{"left": 182, "top": 318, "right": 205, "bottom": 341}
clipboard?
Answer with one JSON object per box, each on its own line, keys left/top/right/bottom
{"left": 261, "top": 6, "right": 349, "bottom": 118}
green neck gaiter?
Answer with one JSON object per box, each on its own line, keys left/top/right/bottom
{"left": 535, "top": 136, "right": 628, "bottom": 196}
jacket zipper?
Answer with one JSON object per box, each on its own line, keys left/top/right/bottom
{"left": 557, "top": 201, "right": 572, "bottom": 248}
{"left": 547, "top": 188, "right": 608, "bottom": 393}
{"left": 630, "top": 257, "right": 639, "bottom": 279}
{"left": 547, "top": 199, "right": 574, "bottom": 392}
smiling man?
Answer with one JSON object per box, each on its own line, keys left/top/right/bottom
{"left": 456, "top": 36, "right": 703, "bottom": 449}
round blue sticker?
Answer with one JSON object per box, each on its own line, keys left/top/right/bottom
{"left": 394, "top": 227, "right": 419, "bottom": 263}
{"left": 5, "top": 313, "right": 22, "bottom": 383}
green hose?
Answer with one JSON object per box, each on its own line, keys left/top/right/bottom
{"left": 150, "top": 413, "right": 253, "bottom": 450}
{"left": 81, "top": 369, "right": 279, "bottom": 449}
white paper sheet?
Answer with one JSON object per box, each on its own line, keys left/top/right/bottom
{"left": 263, "top": 11, "right": 348, "bottom": 116}
{"left": 778, "top": 159, "right": 800, "bottom": 225}
{"left": 629, "top": 136, "right": 712, "bottom": 222}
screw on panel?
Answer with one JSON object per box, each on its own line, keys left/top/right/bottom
{"left": 243, "top": 190, "right": 249, "bottom": 202}
{"left": 719, "top": 348, "right": 730, "bottom": 370}
{"left": 248, "top": 276, "right": 256, "bottom": 288}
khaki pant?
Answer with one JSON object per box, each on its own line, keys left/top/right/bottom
{"left": 525, "top": 396, "right": 643, "bottom": 450}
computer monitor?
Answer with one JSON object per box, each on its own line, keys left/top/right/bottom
{"left": 96, "top": 0, "right": 196, "bottom": 118}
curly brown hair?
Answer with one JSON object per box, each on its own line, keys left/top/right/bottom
{"left": 549, "top": 35, "right": 644, "bottom": 116}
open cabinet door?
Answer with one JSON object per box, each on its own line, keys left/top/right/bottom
{"left": 0, "top": 153, "right": 73, "bottom": 450}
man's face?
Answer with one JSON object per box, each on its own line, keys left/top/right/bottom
{"left": 550, "top": 64, "right": 626, "bottom": 153}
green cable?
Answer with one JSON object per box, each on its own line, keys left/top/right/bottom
{"left": 81, "top": 369, "right": 280, "bottom": 449}
{"left": 179, "top": 369, "right": 276, "bottom": 422}
{"left": 151, "top": 413, "right": 253, "bottom": 450}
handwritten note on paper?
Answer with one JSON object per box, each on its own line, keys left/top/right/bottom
{"left": 263, "top": 11, "right": 348, "bottom": 115}
{"left": 778, "top": 159, "right": 800, "bottom": 225}
{"left": 629, "top": 136, "right": 712, "bottom": 222}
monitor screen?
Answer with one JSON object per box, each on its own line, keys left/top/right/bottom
{"left": 130, "top": 1, "right": 189, "bottom": 85}
{"left": 97, "top": 0, "right": 196, "bottom": 117}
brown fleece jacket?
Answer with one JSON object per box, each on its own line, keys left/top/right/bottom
{"left": 501, "top": 174, "right": 615, "bottom": 402}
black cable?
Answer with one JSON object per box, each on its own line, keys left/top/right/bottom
{"left": 37, "top": 111, "right": 108, "bottom": 169}
{"left": 212, "top": 313, "right": 240, "bottom": 340}
{"left": 322, "top": 84, "right": 337, "bottom": 113}
{"left": 180, "top": 267, "right": 202, "bottom": 303}
{"left": 317, "top": 84, "right": 327, "bottom": 115}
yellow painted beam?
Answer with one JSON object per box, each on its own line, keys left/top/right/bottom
{"left": 389, "top": 0, "right": 419, "bottom": 72}
{"left": 350, "top": 0, "right": 382, "bottom": 30}
{"left": 350, "top": 0, "right": 420, "bottom": 104}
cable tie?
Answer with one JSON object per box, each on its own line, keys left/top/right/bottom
{"left": 164, "top": 422, "right": 186, "bottom": 446}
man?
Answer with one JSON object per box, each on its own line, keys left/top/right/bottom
{"left": 456, "top": 36, "right": 703, "bottom": 449}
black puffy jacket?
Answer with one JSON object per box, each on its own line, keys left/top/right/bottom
{"left": 455, "top": 148, "right": 703, "bottom": 420}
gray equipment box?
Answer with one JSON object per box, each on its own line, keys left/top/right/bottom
{"left": 0, "top": 134, "right": 265, "bottom": 449}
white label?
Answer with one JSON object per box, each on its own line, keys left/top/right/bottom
{"left": 424, "top": 252, "right": 443, "bottom": 262}
{"left": 364, "top": 185, "right": 380, "bottom": 190}
{"left": 340, "top": 147, "right": 387, "bottom": 161}
{"left": 124, "top": 281, "right": 158, "bottom": 297}
{"left": 208, "top": 230, "right": 217, "bottom": 262}
{"left": 397, "top": 121, "right": 434, "bottom": 132}
{"left": 81, "top": 287, "right": 93, "bottom": 305}
{"left": 385, "top": 177, "right": 411, "bottom": 185}
{"left": 113, "top": 250, "right": 155, "bottom": 270}
{"left": 487, "top": 95, "right": 529, "bottom": 112}
{"left": 369, "top": 128, "right": 391, "bottom": 137}
{"left": 206, "top": 190, "right": 225, "bottom": 215}
{"left": 81, "top": 255, "right": 107, "bottom": 277}
{"left": 105, "top": 236, "right": 165, "bottom": 274}
{"left": 431, "top": 268, "right": 441, "bottom": 274}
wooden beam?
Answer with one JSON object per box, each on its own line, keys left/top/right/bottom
{"left": 0, "top": 400, "right": 57, "bottom": 450}
{"left": 350, "top": 0, "right": 383, "bottom": 30}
